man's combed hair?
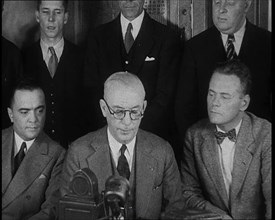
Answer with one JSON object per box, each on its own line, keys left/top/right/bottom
{"left": 37, "top": 0, "right": 69, "bottom": 11}
{"left": 213, "top": 59, "right": 252, "bottom": 95}
{"left": 9, "top": 77, "right": 43, "bottom": 108}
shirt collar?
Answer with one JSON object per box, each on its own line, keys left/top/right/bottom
{"left": 14, "top": 131, "right": 35, "bottom": 156}
{"left": 221, "top": 19, "right": 246, "bottom": 47}
{"left": 120, "top": 10, "right": 144, "bottom": 39}
{"left": 216, "top": 119, "right": 242, "bottom": 136}
{"left": 107, "top": 127, "right": 136, "bottom": 157}
{"left": 40, "top": 37, "right": 64, "bottom": 61}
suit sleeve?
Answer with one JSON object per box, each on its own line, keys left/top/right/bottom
{"left": 28, "top": 148, "right": 66, "bottom": 220}
{"left": 141, "top": 30, "right": 181, "bottom": 135}
{"left": 175, "top": 41, "right": 199, "bottom": 144}
{"left": 181, "top": 129, "right": 231, "bottom": 218}
{"left": 261, "top": 125, "right": 271, "bottom": 219}
{"left": 162, "top": 142, "right": 185, "bottom": 213}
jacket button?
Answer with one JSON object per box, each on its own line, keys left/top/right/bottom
{"left": 26, "top": 195, "right": 31, "bottom": 200}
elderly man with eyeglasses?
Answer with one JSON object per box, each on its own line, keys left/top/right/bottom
{"left": 60, "top": 71, "right": 183, "bottom": 219}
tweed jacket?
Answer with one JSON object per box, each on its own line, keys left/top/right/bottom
{"left": 2, "top": 127, "right": 65, "bottom": 220}
{"left": 181, "top": 112, "right": 271, "bottom": 219}
{"left": 60, "top": 127, "right": 183, "bottom": 219}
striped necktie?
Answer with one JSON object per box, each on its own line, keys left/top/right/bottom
{"left": 226, "top": 34, "right": 237, "bottom": 60}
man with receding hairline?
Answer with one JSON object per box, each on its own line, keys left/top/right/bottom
{"left": 61, "top": 71, "right": 183, "bottom": 219}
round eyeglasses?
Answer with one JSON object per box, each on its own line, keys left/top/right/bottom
{"left": 103, "top": 99, "right": 144, "bottom": 120}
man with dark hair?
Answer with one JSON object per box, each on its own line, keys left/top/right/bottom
{"left": 2, "top": 77, "right": 65, "bottom": 220}
{"left": 22, "top": 0, "right": 87, "bottom": 148}
{"left": 2, "top": 0, "right": 23, "bottom": 129}
{"left": 175, "top": 0, "right": 271, "bottom": 146}
{"left": 181, "top": 60, "right": 271, "bottom": 219}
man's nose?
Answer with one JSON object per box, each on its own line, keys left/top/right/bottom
{"left": 121, "top": 111, "right": 132, "bottom": 125}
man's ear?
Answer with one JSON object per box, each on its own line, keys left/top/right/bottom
{"left": 7, "top": 107, "right": 14, "bottom": 123}
{"left": 143, "top": 100, "right": 147, "bottom": 112}
{"left": 35, "top": 10, "right": 40, "bottom": 23}
{"left": 244, "top": 0, "right": 252, "bottom": 13}
{"left": 64, "top": 12, "right": 69, "bottom": 24}
{"left": 240, "top": 94, "right": 250, "bottom": 111}
{"left": 99, "top": 99, "right": 107, "bottom": 118}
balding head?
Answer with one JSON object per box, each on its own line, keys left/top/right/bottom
{"left": 104, "top": 71, "right": 146, "bottom": 102}
{"left": 100, "top": 71, "right": 147, "bottom": 144}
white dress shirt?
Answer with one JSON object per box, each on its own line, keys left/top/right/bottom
{"left": 14, "top": 132, "right": 35, "bottom": 156}
{"left": 221, "top": 19, "right": 246, "bottom": 55}
{"left": 107, "top": 128, "right": 136, "bottom": 171}
{"left": 40, "top": 37, "right": 64, "bottom": 67}
{"left": 217, "top": 119, "right": 242, "bottom": 200}
{"left": 120, "top": 10, "right": 145, "bottom": 40}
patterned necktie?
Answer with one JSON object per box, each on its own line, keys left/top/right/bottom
{"left": 214, "top": 129, "right": 237, "bottom": 145}
{"left": 124, "top": 23, "right": 134, "bottom": 53}
{"left": 226, "top": 34, "right": 236, "bottom": 60}
{"left": 13, "top": 142, "right": 26, "bottom": 175}
{"left": 117, "top": 144, "right": 130, "bottom": 180}
{"left": 48, "top": 46, "right": 58, "bottom": 77}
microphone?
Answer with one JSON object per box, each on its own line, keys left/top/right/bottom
{"left": 104, "top": 175, "right": 130, "bottom": 219}
{"left": 59, "top": 168, "right": 105, "bottom": 220}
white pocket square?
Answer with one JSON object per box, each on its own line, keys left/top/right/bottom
{"left": 145, "top": 56, "right": 155, "bottom": 61}
{"left": 38, "top": 174, "right": 46, "bottom": 179}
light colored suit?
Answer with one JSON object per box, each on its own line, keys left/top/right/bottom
{"left": 181, "top": 112, "right": 271, "bottom": 219}
{"left": 60, "top": 126, "right": 183, "bottom": 219}
{"left": 2, "top": 127, "right": 65, "bottom": 220}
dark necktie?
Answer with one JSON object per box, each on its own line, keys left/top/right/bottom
{"left": 48, "top": 46, "right": 58, "bottom": 77}
{"left": 124, "top": 23, "right": 134, "bottom": 54}
{"left": 214, "top": 129, "right": 237, "bottom": 145}
{"left": 226, "top": 34, "right": 236, "bottom": 60}
{"left": 117, "top": 144, "right": 130, "bottom": 180}
{"left": 14, "top": 142, "right": 26, "bottom": 175}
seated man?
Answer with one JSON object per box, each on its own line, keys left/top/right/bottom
{"left": 181, "top": 60, "right": 271, "bottom": 219}
{"left": 60, "top": 71, "right": 183, "bottom": 219}
{"left": 2, "top": 78, "right": 65, "bottom": 220}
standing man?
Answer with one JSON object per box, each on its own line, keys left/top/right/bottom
{"left": 84, "top": 0, "right": 181, "bottom": 153}
{"left": 181, "top": 60, "right": 271, "bottom": 219}
{"left": 2, "top": 78, "right": 65, "bottom": 220}
{"left": 22, "top": 0, "right": 87, "bottom": 148}
{"left": 61, "top": 72, "right": 183, "bottom": 219}
{"left": 175, "top": 0, "right": 271, "bottom": 144}
{"left": 2, "top": 0, "right": 23, "bottom": 129}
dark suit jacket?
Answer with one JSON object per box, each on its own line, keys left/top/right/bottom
{"left": 2, "top": 127, "right": 65, "bottom": 220}
{"left": 175, "top": 21, "right": 271, "bottom": 142}
{"left": 1, "top": 37, "right": 23, "bottom": 129}
{"left": 22, "top": 39, "right": 88, "bottom": 148}
{"left": 60, "top": 127, "right": 183, "bottom": 219}
{"left": 181, "top": 112, "right": 271, "bottom": 219}
{"left": 84, "top": 12, "right": 181, "bottom": 141}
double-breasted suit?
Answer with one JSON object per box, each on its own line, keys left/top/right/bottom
{"left": 60, "top": 127, "right": 183, "bottom": 219}
{"left": 84, "top": 11, "right": 181, "bottom": 142}
{"left": 2, "top": 127, "right": 65, "bottom": 220}
{"left": 175, "top": 20, "right": 271, "bottom": 142}
{"left": 181, "top": 112, "right": 271, "bottom": 219}
{"left": 22, "top": 39, "right": 88, "bottom": 148}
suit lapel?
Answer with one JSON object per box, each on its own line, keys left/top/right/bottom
{"left": 2, "top": 132, "right": 52, "bottom": 209}
{"left": 86, "top": 127, "right": 113, "bottom": 193}
{"left": 130, "top": 12, "right": 155, "bottom": 74}
{"left": 135, "top": 131, "right": 157, "bottom": 217}
{"left": 2, "top": 127, "right": 14, "bottom": 195}
{"left": 230, "top": 114, "right": 254, "bottom": 201}
{"left": 201, "top": 123, "right": 229, "bottom": 209}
